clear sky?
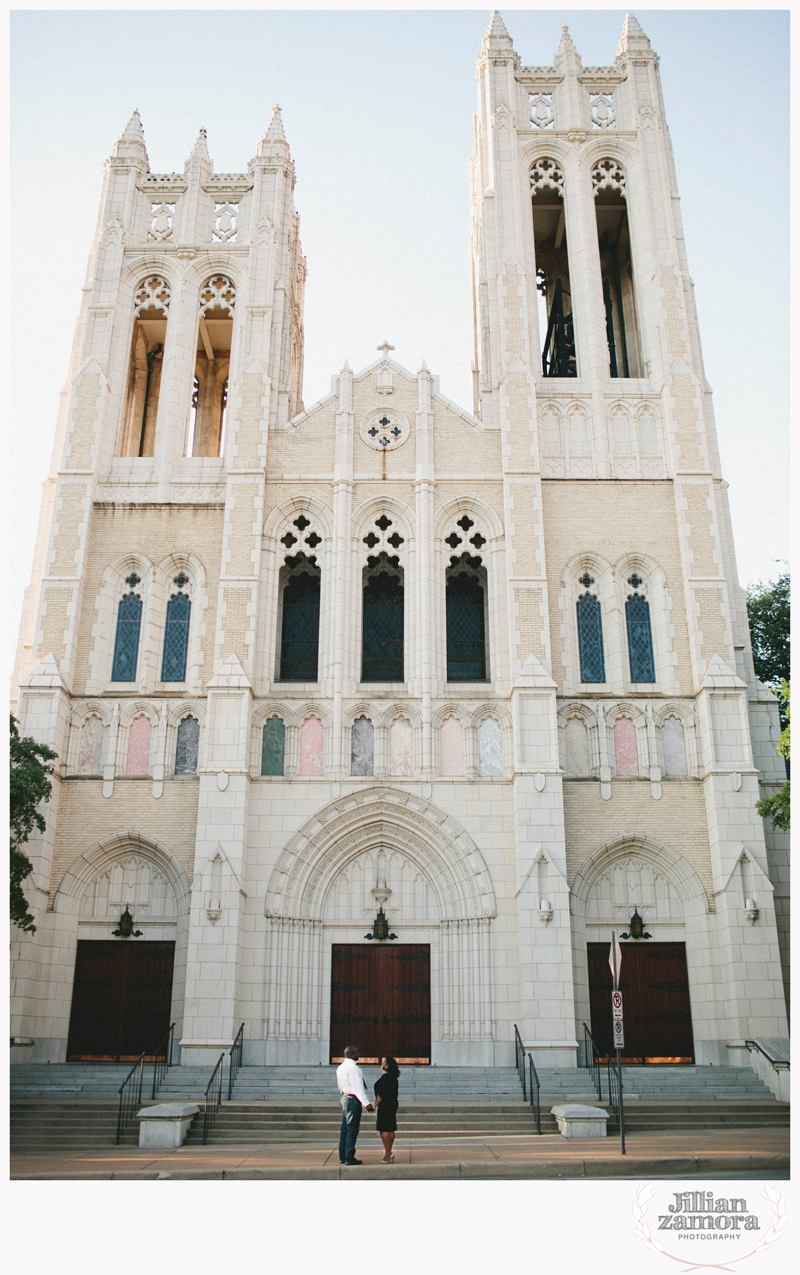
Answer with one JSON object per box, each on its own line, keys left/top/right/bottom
{"left": 10, "top": 7, "right": 790, "bottom": 667}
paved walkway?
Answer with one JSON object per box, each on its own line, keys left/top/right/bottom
{"left": 11, "top": 1127, "right": 789, "bottom": 1180}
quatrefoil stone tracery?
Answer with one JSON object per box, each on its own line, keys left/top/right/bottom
{"left": 359, "top": 410, "right": 410, "bottom": 452}
{"left": 530, "top": 157, "right": 564, "bottom": 197}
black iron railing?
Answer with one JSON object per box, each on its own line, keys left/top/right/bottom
{"left": 527, "top": 1053, "right": 541, "bottom": 1134}
{"left": 228, "top": 1022, "right": 245, "bottom": 1100}
{"left": 202, "top": 1053, "right": 226, "bottom": 1145}
{"left": 150, "top": 1022, "right": 176, "bottom": 1099}
{"left": 606, "top": 1056, "right": 626, "bottom": 1153}
{"left": 745, "top": 1040, "right": 790, "bottom": 1072}
{"left": 542, "top": 278, "right": 577, "bottom": 378}
{"left": 582, "top": 1022, "right": 603, "bottom": 1100}
{"left": 116, "top": 1052, "right": 146, "bottom": 1144}
{"left": 514, "top": 1024, "right": 527, "bottom": 1100}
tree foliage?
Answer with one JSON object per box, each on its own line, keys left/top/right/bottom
{"left": 10, "top": 714, "right": 57, "bottom": 933}
{"left": 755, "top": 681, "right": 790, "bottom": 832}
{"left": 746, "top": 570, "right": 790, "bottom": 689}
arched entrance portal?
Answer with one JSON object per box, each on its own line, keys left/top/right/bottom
{"left": 264, "top": 787, "right": 497, "bottom": 1065}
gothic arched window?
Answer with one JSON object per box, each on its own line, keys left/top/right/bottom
{"left": 613, "top": 717, "right": 639, "bottom": 777}
{"left": 111, "top": 586, "right": 143, "bottom": 682}
{"left": 120, "top": 275, "right": 170, "bottom": 457}
{"left": 530, "top": 158, "right": 576, "bottom": 377}
{"left": 161, "top": 590, "right": 191, "bottom": 682}
{"left": 662, "top": 716, "right": 688, "bottom": 777}
{"left": 446, "top": 553, "right": 488, "bottom": 681}
{"left": 362, "top": 553, "right": 404, "bottom": 682}
{"left": 299, "top": 716, "right": 323, "bottom": 776}
{"left": 278, "top": 553, "right": 320, "bottom": 682}
{"left": 188, "top": 276, "right": 236, "bottom": 457}
{"left": 478, "top": 718, "right": 502, "bottom": 776}
{"left": 175, "top": 715, "right": 200, "bottom": 775}
{"left": 592, "top": 159, "right": 641, "bottom": 377}
{"left": 440, "top": 715, "right": 464, "bottom": 777}
{"left": 126, "top": 715, "right": 152, "bottom": 776}
{"left": 576, "top": 586, "right": 606, "bottom": 683}
{"left": 351, "top": 716, "right": 374, "bottom": 776}
{"left": 625, "top": 585, "right": 656, "bottom": 683}
{"left": 261, "top": 716, "right": 285, "bottom": 776}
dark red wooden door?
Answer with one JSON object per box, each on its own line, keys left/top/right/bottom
{"left": 66, "top": 940, "right": 175, "bottom": 1061}
{"left": 330, "top": 944, "right": 430, "bottom": 1064}
{"left": 588, "top": 942, "right": 694, "bottom": 1064}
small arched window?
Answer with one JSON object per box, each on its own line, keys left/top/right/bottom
{"left": 446, "top": 553, "right": 488, "bottom": 681}
{"left": 261, "top": 716, "right": 285, "bottom": 776}
{"left": 613, "top": 717, "right": 639, "bottom": 777}
{"left": 299, "top": 716, "right": 323, "bottom": 776}
{"left": 111, "top": 581, "right": 143, "bottom": 682}
{"left": 625, "top": 581, "right": 656, "bottom": 683}
{"left": 351, "top": 716, "right": 374, "bottom": 776}
{"left": 564, "top": 717, "right": 590, "bottom": 777}
{"left": 161, "top": 589, "right": 191, "bottom": 682}
{"left": 278, "top": 553, "right": 321, "bottom": 682}
{"left": 78, "top": 716, "right": 104, "bottom": 774}
{"left": 576, "top": 580, "right": 606, "bottom": 683}
{"left": 362, "top": 553, "right": 404, "bottom": 682}
{"left": 126, "top": 715, "right": 152, "bottom": 776}
{"left": 175, "top": 715, "right": 200, "bottom": 775}
{"left": 390, "top": 718, "right": 413, "bottom": 776}
{"left": 662, "top": 716, "right": 688, "bottom": 777}
{"left": 478, "top": 718, "right": 502, "bottom": 776}
{"left": 440, "top": 715, "right": 464, "bottom": 777}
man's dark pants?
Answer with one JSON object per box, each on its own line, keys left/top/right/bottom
{"left": 338, "top": 1095, "right": 363, "bottom": 1162}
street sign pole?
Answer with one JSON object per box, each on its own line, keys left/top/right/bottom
{"left": 610, "top": 933, "right": 626, "bottom": 1155}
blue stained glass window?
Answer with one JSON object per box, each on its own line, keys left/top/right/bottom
{"left": 174, "top": 715, "right": 199, "bottom": 774}
{"left": 161, "top": 592, "right": 191, "bottom": 682}
{"left": 626, "top": 593, "right": 656, "bottom": 683}
{"left": 279, "top": 571, "right": 320, "bottom": 681}
{"left": 261, "top": 717, "right": 285, "bottom": 775}
{"left": 362, "top": 569, "right": 404, "bottom": 682}
{"left": 446, "top": 574, "right": 487, "bottom": 681}
{"left": 577, "top": 592, "right": 606, "bottom": 683}
{"left": 111, "top": 592, "right": 142, "bottom": 682}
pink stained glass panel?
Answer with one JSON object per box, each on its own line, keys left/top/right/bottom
{"left": 299, "top": 716, "right": 323, "bottom": 776}
{"left": 126, "top": 715, "right": 152, "bottom": 775}
{"left": 613, "top": 717, "right": 639, "bottom": 777}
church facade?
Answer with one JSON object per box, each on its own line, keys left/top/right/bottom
{"left": 12, "top": 14, "right": 789, "bottom": 1073}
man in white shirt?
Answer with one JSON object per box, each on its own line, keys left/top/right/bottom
{"left": 336, "top": 1045, "right": 374, "bottom": 1165}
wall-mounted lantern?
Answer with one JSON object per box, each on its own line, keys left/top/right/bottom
{"left": 538, "top": 899, "right": 553, "bottom": 925}
{"left": 364, "top": 906, "right": 397, "bottom": 942}
{"left": 744, "top": 899, "right": 760, "bottom": 925}
{"left": 112, "top": 907, "right": 143, "bottom": 938}
{"left": 620, "top": 908, "right": 651, "bottom": 941}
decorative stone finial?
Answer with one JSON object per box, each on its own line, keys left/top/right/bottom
{"left": 264, "top": 104, "right": 288, "bottom": 144}
{"left": 112, "top": 110, "right": 149, "bottom": 166}
{"left": 617, "top": 13, "right": 653, "bottom": 58}
{"left": 188, "top": 127, "right": 211, "bottom": 165}
{"left": 485, "top": 11, "right": 511, "bottom": 41}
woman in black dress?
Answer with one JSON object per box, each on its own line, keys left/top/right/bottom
{"left": 374, "top": 1056, "right": 400, "bottom": 1162}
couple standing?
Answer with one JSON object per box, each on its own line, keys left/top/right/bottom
{"left": 336, "top": 1045, "right": 400, "bottom": 1164}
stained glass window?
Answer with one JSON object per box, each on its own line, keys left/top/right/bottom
{"left": 440, "top": 716, "right": 464, "bottom": 777}
{"left": 261, "top": 717, "right": 285, "bottom": 776}
{"left": 577, "top": 592, "right": 606, "bottom": 683}
{"left": 626, "top": 592, "right": 656, "bottom": 683}
{"left": 161, "top": 592, "right": 191, "bottom": 682}
{"left": 126, "top": 715, "right": 152, "bottom": 775}
{"left": 175, "top": 715, "right": 200, "bottom": 775}
{"left": 478, "top": 718, "right": 502, "bottom": 776}
{"left": 446, "top": 573, "right": 487, "bottom": 681}
{"left": 613, "top": 717, "right": 639, "bottom": 776}
{"left": 299, "top": 716, "right": 323, "bottom": 776}
{"left": 78, "top": 717, "right": 104, "bottom": 773}
{"left": 362, "top": 565, "right": 404, "bottom": 682}
{"left": 111, "top": 592, "right": 142, "bottom": 682}
{"left": 279, "top": 570, "right": 320, "bottom": 681}
{"left": 662, "top": 716, "right": 688, "bottom": 777}
{"left": 351, "top": 716, "right": 374, "bottom": 776}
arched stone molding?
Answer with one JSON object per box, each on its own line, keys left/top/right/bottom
{"left": 559, "top": 552, "right": 620, "bottom": 694}
{"left": 263, "top": 494, "right": 333, "bottom": 543}
{"left": 52, "top": 832, "right": 191, "bottom": 1046}
{"left": 652, "top": 701, "right": 700, "bottom": 778}
{"left": 153, "top": 552, "right": 209, "bottom": 694}
{"left": 604, "top": 700, "right": 649, "bottom": 776}
{"left": 570, "top": 835, "right": 713, "bottom": 1055}
{"left": 558, "top": 700, "right": 600, "bottom": 777}
{"left": 67, "top": 701, "right": 112, "bottom": 774}
{"left": 87, "top": 553, "right": 156, "bottom": 695}
{"left": 352, "top": 495, "right": 415, "bottom": 544}
{"left": 519, "top": 136, "right": 572, "bottom": 174}
{"left": 118, "top": 699, "right": 161, "bottom": 729}
{"left": 434, "top": 496, "right": 504, "bottom": 542}
{"left": 538, "top": 400, "right": 595, "bottom": 479}
{"left": 613, "top": 551, "right": 677, "bottom": 693}
{"left": 266, "top": 787, "right": 497, "bottom": 922}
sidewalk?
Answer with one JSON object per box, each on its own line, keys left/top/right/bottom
{"left": 11, "top": 1127, "right": 789, "bottom": 1180}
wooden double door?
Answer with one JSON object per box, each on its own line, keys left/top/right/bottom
{"left": 588, "top": 942, "right": 695, "bottom": 1063}
{"left": 66, "top": 940, "right": 175, "bottom": 1062}
{"left": 330, "top": 943, "right": 431, "bottom": 1064}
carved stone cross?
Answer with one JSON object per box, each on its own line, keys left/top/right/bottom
{"left": 376, "top": 340, "right": 395, "bottom": 359}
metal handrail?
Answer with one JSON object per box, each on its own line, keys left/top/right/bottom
{"left": 745, "top": 1040, "right": 790, "bottom": 1072}
{"left": 228, "top": 1022, "right": 245, "bottom": 1100}
{"left": 202, "top": 1053, "right": 226, "bottom": 1145}
{"left": 582, "top": 1022, "right": 603, "bottom": 1100}
{"left": 150, "top": 1022, "right": 176, "bottom": 1099}
{"left": 513, "top": 1024, "right": 527, "bottom": 1101}
{"left": 605, "top": 1055, "right": 626, "bottom": 1156}
{"left": 527, "top": 1053, "right": 541, "bottom": 1134}
{"left": 116, "top": 1052, "right": 146, "bottom": 1144}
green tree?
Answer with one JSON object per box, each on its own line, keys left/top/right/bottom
{"left": 746, "top": 569, "right": 790, "bottom": 701}
{"left": 10, "top": 714, "right": 58, "bottom": 933}
{"left": 755, "top": 681, "right": 790, "bottom": 832}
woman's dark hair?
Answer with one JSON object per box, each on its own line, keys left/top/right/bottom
{"left": 384, "top": 1056, "right": 400, "bottom": 1077}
